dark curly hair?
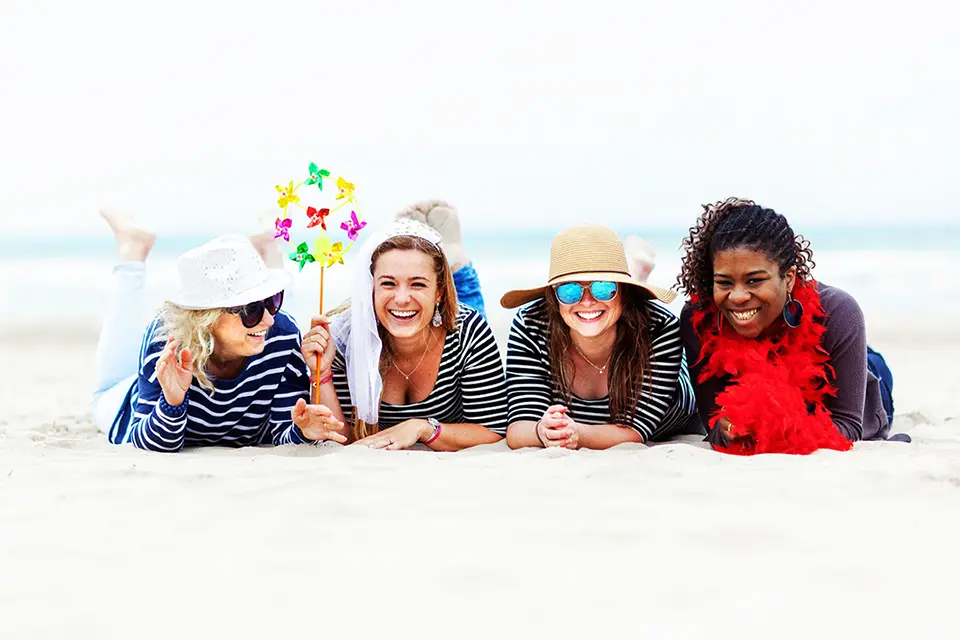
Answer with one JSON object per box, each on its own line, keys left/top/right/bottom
{"left": 675, "top": 197, "right": 815, "bottom": 306}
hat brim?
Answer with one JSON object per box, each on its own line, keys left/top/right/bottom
{"left": 500, "top": 271, "right": 676, "bottom": 309}
{"left": 166, "top": 268, "right": 292, "bottom": 310}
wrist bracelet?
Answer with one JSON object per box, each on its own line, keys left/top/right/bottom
{"left": 159, "top": 390, "right": 189, "bottom": 417}
{"left": 423, "top": 418, "right": 442, "bottom": 445}
{"left": 311, "top": 371, "right": 334, "bottom": 388}
{"left": 535, "top": 419, "right": 547, "bottom": 447}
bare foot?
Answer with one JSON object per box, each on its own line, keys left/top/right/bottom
{"left": 624, "top": 235, "right": 656, "bottom": 283}
{"left": 100, "top": 207, "right": 156, "bottom": 263}
{"left": 395, "top": 200, "right": 469, "bottom": 272}
{"left": 250, "top": 209, "right": 287, "bottom": 269}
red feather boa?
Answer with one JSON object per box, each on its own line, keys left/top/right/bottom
{"left": 691, "top": 280, "right": 852, "bottom": 455}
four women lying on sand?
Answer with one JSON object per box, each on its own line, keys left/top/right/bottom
{"left": 91, "top": 197, "right": 903, "bottom": 454}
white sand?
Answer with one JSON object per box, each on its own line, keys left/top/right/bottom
{"left": 1, "top": 326, "right": 959, "bottom": 638}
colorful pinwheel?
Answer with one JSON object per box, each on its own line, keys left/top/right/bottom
{"left": 271, "top": 162, "right": 368, "bottom": 404}
{"left": 340, "top": 210, "right": 367, "bottom": 241}
{"left": 315, "top": 235, "right": 346, "bottom": 267}
{"left": 306, "top": 206, "right": 331, "bottom": 230}
{"left": 305, "top": 163, "right": 331, "bottom": 190}
{"left": 335, "top": 176, "right": 356, "bottom": 202}
{"left": 276, "top": 180, "right": 301, "bottom": 212}
{"left": 289, "top": 242, "right": 316, "bottom": 271}
{"left": 274, "top": 217, "right": 293, "bottom": 241}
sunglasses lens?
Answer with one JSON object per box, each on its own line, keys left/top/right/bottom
{"left": 240, "top": 302, "right": 264, "bottom": 328}
{"left": 555, "top": 283, "right": 584, "bottom": 305}
{"left": 590, "top": 281, "right": 618, "bottom": 302}
{"left": 265, "top": 291, "right": 284, "bottom": 315}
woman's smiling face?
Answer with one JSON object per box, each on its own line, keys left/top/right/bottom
{"left": 211, "top": 308, "right": 275, "bottom": 358}
{"left": 712, "top": 248, "right": 796, "bottom": 338}
{"left": 373, "top": 249, "right": 439, "bottom": 339}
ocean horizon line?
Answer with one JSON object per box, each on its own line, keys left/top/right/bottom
{"left": 7, "top": 221, "right": 960, "bottom": 258}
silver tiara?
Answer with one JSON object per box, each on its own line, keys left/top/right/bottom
{"left": 378, "top": 218, "right": 442, "bottom": 247}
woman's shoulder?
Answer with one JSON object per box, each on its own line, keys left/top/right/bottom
{"left": 640, "top": 299, "right": 681, "bottom": 332}
{"left": 270, "top": 310, "right": 302, "bottom": 336}
{"left": 511, "top": 298, "right": 549, "bottom": 329}
{"left": 817, "top": 282, "right": 863, "bottom": 318}
{"left": 262, "top": 311, "right": 303, "bottom": 353}
{"left": 455, "top": 303, "right": 495, "bottom": 339}
{"left": 816, "top": 282, "right": 865, "bottom": 347}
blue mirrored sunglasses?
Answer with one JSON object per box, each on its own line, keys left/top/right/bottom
{"left": 554, "top": 281, "right": 618, "bottom": 305}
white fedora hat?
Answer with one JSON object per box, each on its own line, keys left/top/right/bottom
{"left": 167, "top": 234, "right": 291, "bottom": 310}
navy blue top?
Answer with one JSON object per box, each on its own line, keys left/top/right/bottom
{"left": 108, "top": 311, "right": 312, "bottom": 451}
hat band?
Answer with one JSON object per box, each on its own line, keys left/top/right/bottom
{"left": 547, "top": 268, "right": 631, "bottom": 284}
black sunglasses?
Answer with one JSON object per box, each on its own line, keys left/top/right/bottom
{"left": 227, "top": 291, "right": 284, "bottom": 329}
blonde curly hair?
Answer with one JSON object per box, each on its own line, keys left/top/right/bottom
{"left": 158, "top": 302, "right": 225, "bottom": 392}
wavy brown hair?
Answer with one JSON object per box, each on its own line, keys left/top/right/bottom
{"left": 675, "top": 197, "right": 816, "bottom": 307}
{"left": 338, "top": 235, "right": 458, "bottom": 439}
{"left": 544, "top": 284, "right": 652, "bottom": 427}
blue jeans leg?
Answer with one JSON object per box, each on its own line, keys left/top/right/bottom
{"left": 453, "top": 261, "right": 486, "bottom": 319}
{"left": 866, "top": 345, "right": 895, "bottom": 425}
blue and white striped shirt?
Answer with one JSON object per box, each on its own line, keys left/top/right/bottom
{"left": 108, "top": 311, "right": 312, "bottom": 452}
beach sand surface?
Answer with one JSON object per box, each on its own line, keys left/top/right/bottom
{"left": 1, "top": 324, "right": 959, "bottom": 638}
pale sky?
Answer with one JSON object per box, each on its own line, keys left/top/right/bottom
{"left": 1, "top": 0, "right": 957, "bottom": 237}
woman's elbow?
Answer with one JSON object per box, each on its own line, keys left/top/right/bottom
{"left": 505, "top": 423, "right": 526, "bottom": 449}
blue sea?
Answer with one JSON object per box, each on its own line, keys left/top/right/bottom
{"left": 4, "top": 225, "right": 959, "bottom": 337}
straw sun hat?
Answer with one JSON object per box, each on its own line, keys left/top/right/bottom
{"left": 500, "top": 223, "right": 676, "bottom": 309}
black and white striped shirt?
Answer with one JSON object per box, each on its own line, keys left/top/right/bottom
{"left": 332, "top": 304, "right": 507, "bottom": 436}
{"left": 505, "top": 298, "right": 697, "bottom": 442}
{"left": 331, "top": 304, "right": 509, "bottom": 435}
{"left": 108, "top": 311, "right": 312, "bottom": 451}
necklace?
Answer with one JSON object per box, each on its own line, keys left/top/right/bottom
{"left": 571, "top": 341, "right": 611, "bottom": 375}
{"left": 392, "top": 331, "right": 434, "bottom": 381}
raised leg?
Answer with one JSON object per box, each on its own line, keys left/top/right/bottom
{"left": 395, "top": 200, "right": 486, "bottom": 318}
{"left": 91, "top": 208, "right": 156, "bottom": 433}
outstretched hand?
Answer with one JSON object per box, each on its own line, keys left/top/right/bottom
{"left": 156, "top": 336, "right": 193, "bottom": 407}
{"left": 292, "top": 398, "right": 347, "bottom": 443}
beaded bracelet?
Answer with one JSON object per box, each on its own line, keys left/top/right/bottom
{"left": 159, "top": 390, "right": 189, "bottom": 418}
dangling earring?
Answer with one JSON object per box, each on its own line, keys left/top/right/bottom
{"left": 431, "top": 304, "right": 442, "bottom": 327}
{"left": 783, "top": 293, "right": 804, "bottom": 328}
{"left": 717, "top": 309, "right": 723, "bottom": 334}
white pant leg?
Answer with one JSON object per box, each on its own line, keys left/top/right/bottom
{"left": 91, "top": 262, "right": 150, "bottom": 433}
{"left": 92, "top": 374, "right": 137, "bottom": 434}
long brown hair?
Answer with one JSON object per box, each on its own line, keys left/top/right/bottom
{"left": 350, "top": 235, "right": 459, "bottom": 439}
{"left": 544, "top": 284, "right": 652, "bottom": 426}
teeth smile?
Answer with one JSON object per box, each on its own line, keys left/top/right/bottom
{"left": 730, "top": 309, "right": 759, "bottom": 322}
{"left": 576, "top": 311, "right": 603, "bottom": 320}
{"left": 249, "top": 330, "right": 267, "bottom": 337}
{"left": 390, "top": 310, "right": 417, "bottom": 319}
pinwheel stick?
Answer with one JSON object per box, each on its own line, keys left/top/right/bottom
{"left": 313, "top": 264, "right": 325, "bottom": 405}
